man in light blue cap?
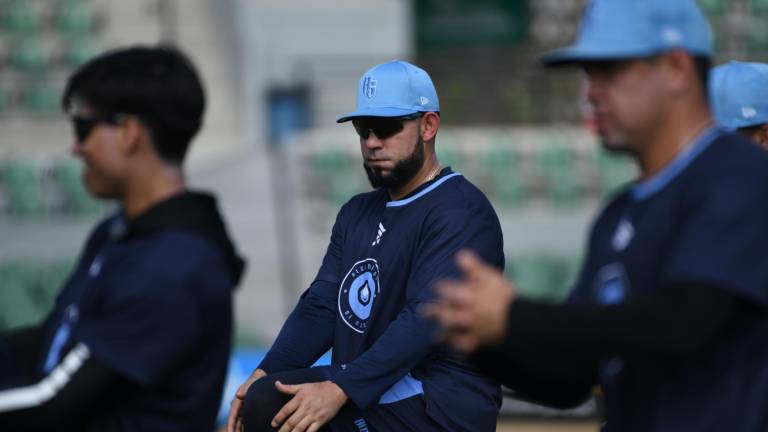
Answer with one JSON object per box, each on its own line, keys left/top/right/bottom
{"left": 711, "top": 61, "right": 768, "bottom": 148}
{"left": 228, "top": 60, "right": 505, "bottom": 432}
{"left": 429, "top": 1, "right": 768, "bottom": 431}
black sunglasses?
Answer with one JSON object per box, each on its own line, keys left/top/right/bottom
{"left": 71, "top": 113, "right": 125, "bottom": 143}
{"left": 352, "top": 112, "right": 424, "bottom": 140}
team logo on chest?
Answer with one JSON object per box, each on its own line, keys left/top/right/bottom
{"left": 338, "top": 259, "right": 381, "bottom": 333}
{"left": 592, "top": 262, "right": 630, "bottom": 305}
{"left": 372, "top": 222, "right": 386, "bottom": 246}
{"left": 612, "top": 218, "right": 634, "bottom": 251}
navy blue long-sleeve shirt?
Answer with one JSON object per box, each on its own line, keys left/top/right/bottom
{"left": 259, "top": 168, "right": 504, "bottom": 432}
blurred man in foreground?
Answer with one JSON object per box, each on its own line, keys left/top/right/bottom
{"left": 428, "top": 1, "right": 768, "bottom": 431}
{"left": 0, "top": 46, "right": 245, "bottom": 431}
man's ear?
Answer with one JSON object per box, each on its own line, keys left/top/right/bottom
{"left": 662, "top": 49, "right": 697, "bottom": 97}
{"left": 117, "top": 116, "right": 146, "bottom": 156}
{"left": 756, "top": 124, "right": 768, "bottom": 151}
{"left": 421, "top": 112, "right": 440, "bottom": 142}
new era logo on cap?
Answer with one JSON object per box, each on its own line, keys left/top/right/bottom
{"left": 711, "top": 61, "right": 768, "bottom": 130}
{"left": 337, "top": 60, "right": 439, "bottom": 123}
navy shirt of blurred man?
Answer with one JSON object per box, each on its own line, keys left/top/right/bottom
{"left": 0, "top": 46, "right": 245, "bottom": 431}
{"left": 429, "top": 1, "right": 768, "bottom": 431}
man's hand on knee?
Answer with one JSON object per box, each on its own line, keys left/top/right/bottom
{"left": 271, "top": 380, "right": 348, "bottom": 432}
{"left": 228, "top": 368, "right": 267, "bottom": 432}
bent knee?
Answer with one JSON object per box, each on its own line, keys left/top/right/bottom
{"left": 242, "top": 377, "right": 289, "bottom": 431}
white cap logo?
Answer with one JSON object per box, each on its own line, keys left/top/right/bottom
{"left": 363, "top": 76, "right": 378, "bottom": 99}
{"left": 742, "top": 107, "right": 757, "bottom": 119}
{"left": 420, "top": 96, "right": 429, "bottom": 106}
{"left": 661, "top": 27, "right": 683, "bottom": 45}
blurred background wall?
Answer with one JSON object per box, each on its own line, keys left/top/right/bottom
{"left": 0, "top": 0, "right": 762, "bottom": 426}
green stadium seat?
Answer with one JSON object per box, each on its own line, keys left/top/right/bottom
{"left": 2, "top": 1, "right": 41, "bottom": 36}
{"left": 329, "top": 172, "right": 365, "bottom": 206}
{"left": 307, "top": 149, "right": 351, "bottom": 177}
{"left": 0, "top": 261, "right": 70, "bottom": 332}
{"left": 544, "top": 169, "right": 585, "bottom": 208}
{"left": 488, "top": 170, "right": 528, "bottom": 208}
{"left": 476, "top": 146, "right": 525, "bottom": 206}
{"left": 536, "top": 145, "right": 574, "bottom": 169}
{"left": 0, "top": 159, "right": 46, "bottom": 217}
{"left": 10, "top": 39, "right": 50, "bottom": 74}
{"left": 51, "top": 160, "right": 102, "bottom": 216}
{"left": 436, "top": 146, "right": 463, "bottom": 171}
{"left": 699, "top": 0, "right": 728, "bottom": 14}
{"left": 21, "top": 83, "right": 61, "bottom": 114}
{"left": 0, "top": 88, "right": 12, "bottom": 114}
{"left": 748, "top": 25, "right": 768, "bottom": 53}
{"left": 54, "top": 1, "right": 96, "bottom": 35}
{"left": 0, "top": 264, "right": 42, "bottom": 331}
{"left": 593, "top": 151, "right": 635, "bottom": 198}
{"left": 63, "top": 39, "right": 100, "bottom": 68}
{"left": 506, "top": 254, "right": 574, "bottom": 303}
{"left": 533, "top": 145, "right": 583, "bottom": 207}
{"left": 482, "top": 146, "right": 520, "bottom": 171}
{"left": 751, "top": 0, "right": 768, "bottom": 12}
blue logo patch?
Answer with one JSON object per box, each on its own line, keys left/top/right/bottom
{"left": 592, "top": 263, "right": 630, "bottom": 305}
{"left": 338, "top": 259, "right": 380, "bottom": 333}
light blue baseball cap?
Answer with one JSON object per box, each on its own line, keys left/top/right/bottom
{"left": 337, "top": 60, "right": 439, "bottom": 123}
{"left": 710, "top": 61, "right": 768, "bottom": 130}
{"left": 541, "top": 0, "right": 713, "bottom": 66}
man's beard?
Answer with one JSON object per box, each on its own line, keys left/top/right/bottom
{"left": 364, "top": 136, "right": 425, "bottom": 189}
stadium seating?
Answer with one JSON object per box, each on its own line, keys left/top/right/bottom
{"left": 307, "top": 148, "right": 350, "bottom": 177}
{"left": 10, "top": 38, "right": 51, "bottom": 74}
{"left": 0, "top": 158, "right": 46, "bottom": 217}
{"left": 54, "top": 1, "right": 97, "bottom": 35}
{"left": 299, "top": 139, "right": 643, "bottom": 209}
{"left": 0, "top": 158, "right": 107, "bottom": 218}
{"left": 0, "top": 260, "right": 71, "bottom": 332}
{"left": 51, "top": 159, "right": 102, "bottom": 215}
{"left": 21, "top": 83, "right": 61, "bottom": 114}
{"left": 2, "top": 1, "right": 41, "bottom": 36}
{"left": 490, "top": 170, "right": 529, "bottom": 207}
{"left": 506, "top": 254, "right": 579, "bottom": 303}
{"left": 0, "top": 87, "right": 11, "bottom": 114}
{"left": 752, "top": 0, "right": 768, "bottom": 12}
{"left": 699, "top": 0, "right": 728, "bottom": 14}
{"left": 591, "top": 149, "right": 635, "bottom": 197}
{"left": 62, "top": 38, "right": 100, "bottom": 68}
{"left": 436, "top": 145, "right": 463, "bottom": 172}
{"left": 0, "top": 0, "right": 101, "bottom": 116}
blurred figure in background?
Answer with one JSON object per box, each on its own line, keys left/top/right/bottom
{"left": 711, "top": 61, "right": 768, "bottom": 149}
{"left": 228, "top": 60, "right": 504, "bottom": 432}
{"left": 0, "top": 46, "right": 245, "bottom": 431}
{"left": 428, "top": 0, "right": 768, "bottom": 431}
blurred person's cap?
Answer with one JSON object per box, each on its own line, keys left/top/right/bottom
{"left": 337, "top": 60, "right": 439, "bottom": 123}
{"left": 541, "top": 0, "right": 713, "bottom": 66}
{"left": 710, "top": 61, "right": 768, "bottom": 130}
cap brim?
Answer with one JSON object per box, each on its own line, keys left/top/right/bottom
{"left": 540, "top": 45, "right": 653, "bottom": 66}
{"left": 336, "top": 107, "right": 421, "bottom": 123}
{"left": 541, "top": 44, "right": 711, "bottom": 67}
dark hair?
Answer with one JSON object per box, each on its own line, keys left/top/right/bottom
{"left": 738, "top": 124, "right": 762, "bottom": 138}
{"left": 694, "top": 56, "right": 711, "bottom": 103}
{"left": 62, "top": 45, "right": 206, "bottom": 165}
